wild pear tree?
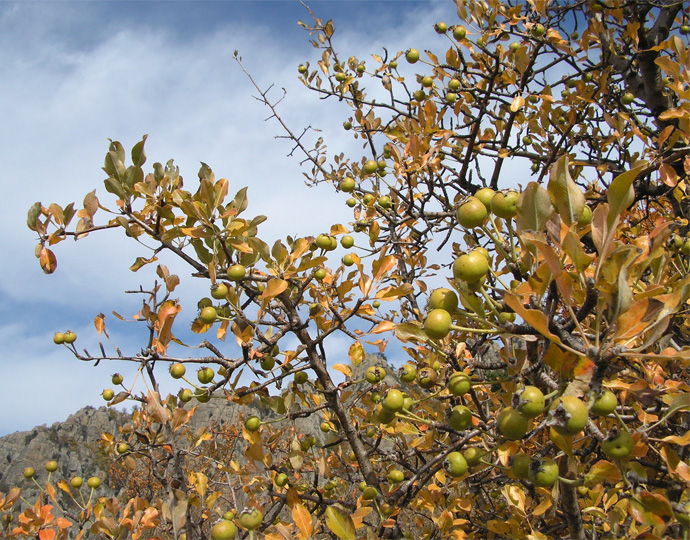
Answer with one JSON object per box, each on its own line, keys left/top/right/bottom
{"left": 6, "top": 1, "right": 690, "bottom": 539}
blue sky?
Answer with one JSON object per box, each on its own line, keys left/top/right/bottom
{"left": 0, "top": 0, "right": 461, "bottom": 435}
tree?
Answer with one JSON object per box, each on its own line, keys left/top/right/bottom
{"left": 8, "top": 1, "right": 690, "bottom": 539}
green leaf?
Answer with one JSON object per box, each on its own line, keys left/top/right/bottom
{"left": 131, "top": 134, "right": 148, "bottom": 167}
{"left": 607, "top": 162, "right": 646, "bottom": 229}
{"left": 516, "top": 182, "right": 554, "bottom": 233}
{"left": 231, "top": 187, "right": 249, "bottom": 215}
{"left": 325, "top": 505, "right": 356, "bottom": 540}
{"left": 104, "top": 177, "right": 125, "bottom": 199}
{"left": 27, "top": 202, "right": 42, "bottom": 231}
{"left": 547, "top": 156, "right": 585, "bottom": 227}
{"left": 104, "top": 150, "right": 126, "bottom": 180}
{"left": 198, "top": 162, "right": 215, "bottom": 182}
{"left": 395, "top": 321, "right": 427, "bottom": 343}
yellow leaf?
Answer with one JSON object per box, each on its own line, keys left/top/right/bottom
{"left": 348, "top": 341, "right": 365, "bottom": 366}
{"left": 510, "top": 95, "right": 525, "bottom": 112}
{"left": 332, "top": 363, "right": 352, "bottom": 377}
{"left": 292, "top": 502, "right": 314, "bottom": 539}
{"left": 325, "top": 505, "right": 356, "bottom": 540}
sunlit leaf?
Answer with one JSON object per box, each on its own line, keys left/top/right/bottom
{"left": 325, "top": 505, "right": 356, "bottom": 540}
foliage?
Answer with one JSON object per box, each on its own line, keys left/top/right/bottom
{"left": 8, "top": 1, "right": 690, "bottom": 539}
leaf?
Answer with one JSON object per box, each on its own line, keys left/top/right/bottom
{"left": 348, "top": 341, "right": 365, "bottom": 366}
{"left": 39, "top": 247, "right": 57, "bottom": 274}
{"left": 503, "top": 292, "right": 565, "bottom": 347}
{"left": 325, "top": 505, "right": 356, "bottom": 540}
{"left": 516, "top": 182, "right": 554, "bottom": 233}
{"left": 94, "top": 313, "right": 106, "bottom": 335}
{"left": 292, "top": 502, "right": 314, "bottom": 539}
{"left": 261, "top": 278, "right": 288, "bottom": 301}
{"left": 607, "top": 162, "right": 646, "bottom": 229}
{"left": 130, "top": 256, "right": 158, "bottom": 272}
{"left": 131, "top": 135, "right": 148, "bottom": 166}
{"left": 395, "top": 322, "right": 427, "bottom": 343}
{"left": 510, "top": 95, "right": 525, "bottom": 112}
{"left": 547, "top": 156, "right": 585, "bottom": 226}
{"left": 83, "top": 190, "right": 99, "bottom": 218}
{"left": 145, "top": 391, "right": 170, "bottom": 424}
{"left": 332, "top": 364, "right": 352, "bottom": 377}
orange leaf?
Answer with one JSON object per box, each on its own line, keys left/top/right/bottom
{"left": 38, "top": 529, "right": 56, "bottom": 540}
{"left": 39, "top": 247, "right": 57, "bottom": 274}
{"left": 292, "top": 502, "right": 314, "bottom": 539}
{"left": 94, "top": 313, "right": 106, "bottom": 335}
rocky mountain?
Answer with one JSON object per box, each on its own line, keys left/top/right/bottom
{"left": 0, "top": 353, "right": 396, "bottom": 503}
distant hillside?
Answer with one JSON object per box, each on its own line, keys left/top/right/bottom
{"left": 0, "top": 353, "right": 395, "bottom": 504}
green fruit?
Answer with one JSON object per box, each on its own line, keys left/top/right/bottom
{"left": 275, "top": 473, "right": 289, "bottom": 487}
{"left": 314, "top": 268, "right": 327, "bottom": 281}
{"left": 522, "top": 135, "right": 533, "bottom": 145}
{"left": 245, "top": 416, "right": 261, "bottom": 432}
{"left": 388, "top": 469, "right": 404, "bottom": 483}
{"left": 23, "top": 467, "right": 35, "bottom": 479}
{"left": 227, "top": 264, "right": 246, "bottom": 281}
{"left": 463, "top": 447, "right": 482, "bottom": 467}
{"left": 315, "top": 234, "right": 334, "bottom": 250}
{"left": 179, "top": 389, "right": 193, "bottom": 403}
{"left": 365, "top": 366, "right": 385, "bottom": 384}
{"left": 549, "top": 395, "right": 589, "bottom": 436}
{"left": 53, "top": 332, "right": 64, "bottom": 344}
{"left": 435, "top": 22, "right": 448, "bottom": 34}
{"left": 342, "top": 254, "right": 354, "bottom": 266}
{"left": 423, "top": 308, "right": 453, "bottom": 339}
{"left": 346, "top": 197, "right": 357, "bottom": 208}
{"left": 531, "top": 23, "right": 545, "bottom": 38}
{"left": 497, "top": 407, "right": 529, "bottom": 440}
{"left": 298, "top": 64, "right": 308, "bottom": 74}
{"left": 590, "top": 389, "right": 617, "bottom": 416}
{"left": 445, "top": 451, "right": 468, "bottom": 478}
{"left": 198, "top": 297, "right": 213, "bottom": 309}
{"left": 509, "top": 42, "right": 520, "bottom": 52}
{"left": 446, "top": 92, "right": 458, "bottom": 104}
{"left": 260, "top": 356, "right": 275, "bottom": 371}
{"left": 448, "top": 405, "right": 473, "bottom": 431}
{"left": 621, "top": 92, "right": 634, "bottom": 105}
{"left": 111, "top": 373, "right": 123, "bottom": 385}
{"left": 516, "top": 386, "right": 546, "bottom": 418}
{"left": 116, "top": 442, "right": 128, "bottom": 454}
{"left": 428, "top": 288, "right": 459, "bottom": 313}
{"left": 87, "top": 476, "right": 101, "bottom": 489}
{"left": 320, "top": 422, "right": 332, "bottom": 433}
{"left": 195, "top": 389, "right": 211, "bottom": 403}
{"left": 474, "top": 187, "right": 495, "bottom": 209}
{"left": 343, "top": 121, "right": 352, "bottom": 130}
{"left": 490, "top": 190, "right": 519, "bottom": 219}
{"left": 448, "top": 78, "right": 461, "bottom": 91}
{"left": 362, "top": 193, "right": 375, "bottom": 206}
{"left": 448, "top": 372, "right": 471, "bottom": 396}
{"left": 578, "top": 205, "right": 593, "bottom": 226}
{"left": 170, "top": 363, "right": 186, "bottom": 379}
{"left": 601, "top": 430, "right": 635, "bottom": 460}
{"left": 45, "top": 460, "right": 58, "bottom": 473}
{"left": 413, "top": 89, "right": 426, "bottom": 101}
{"left": 457, "top": 196, "right": 488, "bottom": 228}
{"left": 341, "top": 235, "right": 355, "bottom": 248}
{"left": 372, "top": 300, "right": 381, "bottom": 308}
{"left": 453, "top": 26, "right": 466, "bottom": 40}
{"left": 63, "top": 331, "right": 77, "bottom": 344}
{"left": 294, "top": 371, "right": 308, "bottom": 385}
{"left": 102, "top": 389, "right": 114, "bottom": 401}
{"left": 197, "top": 367, "right": 214, "bottom": 384}
{"left": 363, "top": 160, "right": 378, "bottom": 175}
{"left": 417, "top": 367, "right": 437, "bottom": 389}
{"left": 405, "top": 48, "right": 420, "bottom": 63}
{"left": 211, "top": 283, "right": 228, "bottom": 299}
{"left": 211, "top": 520, "right": 237, "bottom": 540}
{"left": 399, "top": 364, "right": 417, "bottom": 383}
{"left": 511, "top": 453, "right": 531, "bottom": 479}
{"left": 383, "top": 389, "right": 405, "bottom": 412}
{"left": 453, "top": 251, "right": 490, "bottom": 283}
{"left": 378, "top": 196, "right": 392, "bottom": 209}
{"left": 375, "top": 403, "right": 396, "bottom": 424}
{"left": 362, "top": 486, "right": 378, "bottom": 500}
{"left": 422, "top": 76, "right": 433, "bottom": 88}
{"left": 200, "top": 306, "right": 217, "bottom": 324}
{"left": 70, "top": 476, "right": 83, "bottom": 489}
{"left": 681, "top": 25, "right": 690, "bottom": 35}
{"left": 529, "top": 458, "right": 559, "bottom": 487}
{"left": 335, "top": 72, "right": 347, "bottom": 82}
{"left": 238, "top": 509, "right": 263, "bottom": 531}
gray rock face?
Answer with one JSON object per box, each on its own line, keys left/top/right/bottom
{"left": 0, "top": 354, "right": 392, "bottom": 504}
{"left": 0, "top": 406, "right": 129, "bottom": 500}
